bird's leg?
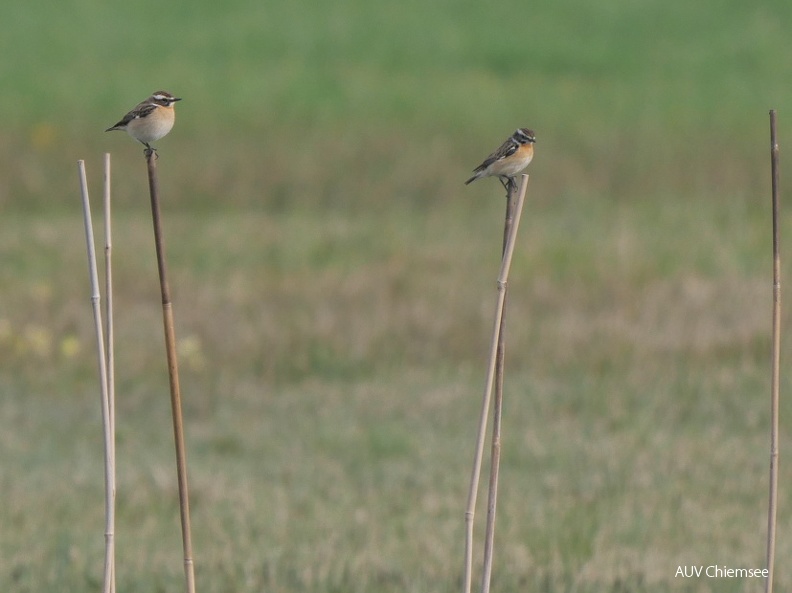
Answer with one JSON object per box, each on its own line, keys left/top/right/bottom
{"left": 500, "top": 176, "right": 516, "bottom": 196}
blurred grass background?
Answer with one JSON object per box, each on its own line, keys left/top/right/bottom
{"left": 3, "top": 0, "right": 792, "bottom": 591}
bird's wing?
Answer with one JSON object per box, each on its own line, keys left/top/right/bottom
{"left": 112, "top": 103, "right": 158, "bottom": 128}
{"left": 472, "top": 138, "right": 518, "bottom": 172}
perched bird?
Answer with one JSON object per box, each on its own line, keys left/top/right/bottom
{"left": 105, "top": 91, "right": 182, "bottom": 151}
{"left": 465, "top": 128, "right": 536, "bottom": 192}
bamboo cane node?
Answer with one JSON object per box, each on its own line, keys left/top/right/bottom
{"left": 496, "top": 279, "right": 507, "bottom": 290}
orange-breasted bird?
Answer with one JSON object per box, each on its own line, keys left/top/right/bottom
{"left": 465, "top": 128, "right": 536, "bottom": 192}
{"left": 105, "top": 91, "right": 181, "bottom": 152}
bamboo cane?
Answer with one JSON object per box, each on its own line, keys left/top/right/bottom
{"left": 764, "top": 109, "right": 781, "bottom": 593}
{"left": 479, "top": 181, "right": 517, "bottom": 593}
{"left": 103, "top": 153, "right": 117, "bottom": 593}
{"left": 144, "top": 149, "right": 197, "bottom": 593}
{"left": 77, "top": 160, "right": 115, "bottom": 593}
{"left": 463, "top": 174, "right": 529, "bottom": 593}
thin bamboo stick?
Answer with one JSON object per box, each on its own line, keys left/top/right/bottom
{"left": 764, "top": 109, "right": 781, "bottom": 593}
{"left": 103, "top": 153, "right": 117, "bottom": 593}
{"left": 479, "top": 181, "right": 516, "bottom": 593}
{"left": 463, "top": 174, "right": 529, "bottom": 593}
{"left": 77, "top": 160, "right": 115, "bottom": 593}
{"left": 144, "top": 149, "right": 197, "bottom": 593}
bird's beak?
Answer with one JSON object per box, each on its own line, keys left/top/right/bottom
{"left": 173, "top": 97, "right": 183, "bottom": 102}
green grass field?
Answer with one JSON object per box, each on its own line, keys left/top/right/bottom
{"left": 3, "top": 0, "right": 792, "bottom": 591}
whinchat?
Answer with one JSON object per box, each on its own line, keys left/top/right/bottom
{"left": 465, "top": 128, "right": 536, "bottom": 192}
{"left": 105, "top": 91, "right": 182, "bottom": 151}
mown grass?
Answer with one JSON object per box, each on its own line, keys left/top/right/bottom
{"left": 3, "top": 193, "right": 791, "bottom": 591}
{"left": 3, "top": 0, "right": 792, "bottom": 591}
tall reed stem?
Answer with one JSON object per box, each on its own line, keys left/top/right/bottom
{"left": 463, "top": 175, "right": 529, "bottom": 593}
{"left": 103, "top": 153, "right": 117, "bottom": 593}
{"left": 145, "top": 150, "right": 196, "bottom": 593}
{"left": 77, "top": 160, "right": 115, "bottom": 593}
{"left": 764, "top": 109, "right": 781, "bottom": 593}
{"left": 479, "top": 182, "right": 516, "bottom": 593}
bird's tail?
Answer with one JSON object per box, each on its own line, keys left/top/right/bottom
{"left": 464, "top": 173, "right": 479, "bottom": 185}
